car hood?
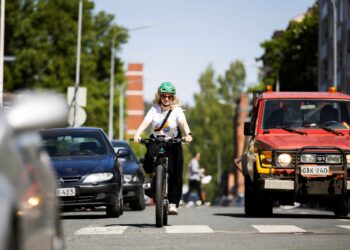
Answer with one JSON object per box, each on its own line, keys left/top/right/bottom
{"left": 256, "top": 134, "right": 350, "bottom": 150}
{"left": 120, "top": 160, "right": 141, "bottom": 175}
{"left": 51, "top": 155, "right": 115, "bottom": 177}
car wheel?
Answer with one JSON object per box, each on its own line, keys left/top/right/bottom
{"left": 130, "top": 188, "right": 146, "bottom": 211}
{"left": 106, "top": 194, "right": 122, "bottom": 218}
{"left": 119, "top": 196, "right": 124, "bottom": 216}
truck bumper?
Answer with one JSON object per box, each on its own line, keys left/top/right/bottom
{"left": 264, "top": 179, "right": 294, "bottom": 190}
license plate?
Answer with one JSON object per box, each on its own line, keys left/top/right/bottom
{"left": 300, "top": 166, "right": 329, "bottom": 177}
{"left": 56, "top": 187, "right": 76, "bottom": 197}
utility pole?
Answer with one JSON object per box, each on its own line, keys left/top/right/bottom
{"left": 330, "top": 0, "right": 337, "bottom": 88}
{"left": 0, "top": 0, "right": 5, "bottom": 107}
{"left": 73, "top": 0, "right": 83, "bottom": 126}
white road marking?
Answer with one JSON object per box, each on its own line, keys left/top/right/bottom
{"left": 252, "top": 225, "right": 306, "bottom": 233}
{"left": 75, "top": 226, "right": 128, "bottom": 235}
{"left": 336, "top": 225, "right": 350, "bottom": 230}
{"left": 338, "top": 219, "right": 350, "bottom": 222}
{"left": 165, "top": 225, "right": 213, "bottom": 234}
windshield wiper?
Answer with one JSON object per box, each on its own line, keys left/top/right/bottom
{"left": 269, "top": 126, "right": 307, "bottom": 135}
{"left": 319, "top": 126, "right": 344, "bottom": 136}
{"left": 71, "top": 151, "right": 97, "bottom": 155}
{"left": 52, "top": 152, "right": 71, "bottom": 156}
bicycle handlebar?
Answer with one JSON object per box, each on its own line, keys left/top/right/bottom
{"left": 130, "top": 137, "right": 185, "bottom": 145}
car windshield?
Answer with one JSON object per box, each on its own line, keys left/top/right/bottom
{"left": 41, "top": 131, "right": 107, "bottom": 156}
{"left": 112, "top": 142, "right": 137, "bottom": 162}
{"left": 262, "top": 99, "right": 350, "bottom": 130}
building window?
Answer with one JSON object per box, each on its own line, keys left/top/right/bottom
{"left": 339, "top": 43, "right": 343, "bottom": 68}
{"left": 348, "top": 31, "right": 350, "bottom": 53}
{"left": 338, "top": 0, "right": 344, "bottom": 23}
{"left": 323, "top": 60, "right": 328, "bottom": 83}
{"left": 322, "top": 17, "right": 329, "bottom": 43}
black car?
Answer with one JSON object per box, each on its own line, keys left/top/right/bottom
{"left": 111, "top": 140, "right": 145, "bottom": 210}
{"left": 40, "top": 127, "right": 124, "bottom": 218}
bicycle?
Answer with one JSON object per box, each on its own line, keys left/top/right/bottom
{"left": 131, "top": 136, "right": 183, "bottom": 227}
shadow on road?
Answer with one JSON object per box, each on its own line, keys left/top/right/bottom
{"left": 213, "top": 213, "right": 339, "bottom": 219}
{"left": 60, "top": 213, "right": 107, "bottom": 220}
{"left": 106, "top": 223, "right": 156, "bottom": 228}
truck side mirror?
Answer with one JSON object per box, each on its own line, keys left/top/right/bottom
{"left": 244, "top": 122, "right": 253, "bottom": 136}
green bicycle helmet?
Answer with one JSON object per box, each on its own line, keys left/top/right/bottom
{"left": 159, "top": 82, "right": 176, "bottom": 95}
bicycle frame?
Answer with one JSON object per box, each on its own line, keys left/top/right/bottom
{"left": 132, "top": 136, "right": 183, "bottom": 227}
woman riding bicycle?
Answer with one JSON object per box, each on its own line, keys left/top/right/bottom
{"left": 133, "top": 82, "right": 192, "bottom": 215}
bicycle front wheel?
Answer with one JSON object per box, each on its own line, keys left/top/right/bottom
{"left": 155, "top": 164, "right": 164, "bottom": 227}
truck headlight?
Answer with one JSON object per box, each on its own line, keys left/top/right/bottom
{"left": 277, "top": 153, "right": 292, "bottom": 167}
{"left": 346, "top": 154, "right": 350, "bottom": 167}
{"left": 300, "top": 154, "right": 316, "bottom": 163}
{"left": 83, "top": 173, "right": 113, "bottom": 183}
{"left": 325, "top": 154, "right": 342, "bottom": 164}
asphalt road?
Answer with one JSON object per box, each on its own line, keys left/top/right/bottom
{"left": 62, "top": 204, "right": 350, "bottom": 250}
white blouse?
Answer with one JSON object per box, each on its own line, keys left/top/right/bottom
{"left": 144, "top": 105, "right": 185, "bottom": 138}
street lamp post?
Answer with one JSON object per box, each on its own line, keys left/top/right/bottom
{"left": 118, "top": 84, "right": 124, "bottom": 140}
{"left": 108, "top": 36, "right": 116, "bottom": 139}
{"left": 108, "top": 23, "right": 153, "bottom": 140}
{"left": 72, "top": 0, "right": 83, "bottom": 127}
{"left": 329, "top": 0, "right": 337, "bottom": 88}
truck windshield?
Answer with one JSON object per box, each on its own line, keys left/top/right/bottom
{"left": 262, "top": 100, "right": 350, "bottom": 130}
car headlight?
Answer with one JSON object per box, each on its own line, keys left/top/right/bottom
{"left": 83, "top": 173, "right": 114, "bottom": 183}
{"left": 124, "top": 174, "right": 140, "bottom": 183}
{"left": 277, "top": 153, "right": 292, "bottom": 167}
{"left": 326, "top": 154, "right": 342, "bottom": 164}
{"left": 300, "top": 154, "right": 316, "bottom": 163}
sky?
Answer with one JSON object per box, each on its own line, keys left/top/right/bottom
{"left": 94, "top": 0, "right": 316, "bottom": 106}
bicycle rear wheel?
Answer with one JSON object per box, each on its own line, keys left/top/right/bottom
{"left": 155, "top": 164, "right": 164, "bottom": 227}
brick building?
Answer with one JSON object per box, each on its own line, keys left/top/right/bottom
{"left": 318, "top": 0, "right": 350, "bottom": 93}
{"left": 125, "top": 63, "right": 144, "bottom": 136}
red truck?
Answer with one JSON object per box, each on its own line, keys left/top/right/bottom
{"left": 242, "top": 87, "right": 350, "bottom": 216}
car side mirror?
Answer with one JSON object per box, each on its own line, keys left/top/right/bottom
{"left": 6, "top": 91, "right": 68, "bottom": 132}
{"left": 244, "top": 122, "right": 253, "bottom": 136}
{"left": 116, "top": 149, "right": 129, "bottom": 158}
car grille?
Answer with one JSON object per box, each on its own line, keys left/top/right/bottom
{"left": 58, "top": 176, "right": 82, "bottom": 184}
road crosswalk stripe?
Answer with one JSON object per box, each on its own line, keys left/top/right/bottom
{"left": 252, "top": 225, "right": 306, "bottom": 233}
{"left": 75, "top": 226, "right": 128, "bottom": 235}
{"left": 74, "top": 224, "right": 350, "bottom": 235}
{"left": 165, "top": 225, "right": 214, "bottom": 234}
{"left": 336, "top": 225, "right": 350, "bottom": 230}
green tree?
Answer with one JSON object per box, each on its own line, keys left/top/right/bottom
{"left": 186, "top": 61, "right": 246, "bottom": 201}
{"left": 258, "top": 3, "right": 319, "bottom": 91}
{"left": 4, "top": 0, "right": 127, "bottom": 134}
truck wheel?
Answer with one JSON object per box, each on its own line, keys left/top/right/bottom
{"left": 244, "top": 176, "right": 257, "bottom": 216}
{"left": 332, "top": 198, "right": 349, "bottom": 217}
{"left": 244, "top": 176, "right": 273, "bottom": 217}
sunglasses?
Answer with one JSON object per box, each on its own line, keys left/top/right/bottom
{"left": 160, "top": 94, "right": 173, "bottom": 99}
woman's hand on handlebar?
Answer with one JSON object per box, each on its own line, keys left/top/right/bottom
{"left": 182, "top": 134, "right": 192, "bottom": 143}
{"left": 133, "top": 134, "right": 141, "bottom": 143}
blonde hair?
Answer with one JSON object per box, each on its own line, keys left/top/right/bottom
{"left": 152, "top": 92, "right": 181, "bottom": 109}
